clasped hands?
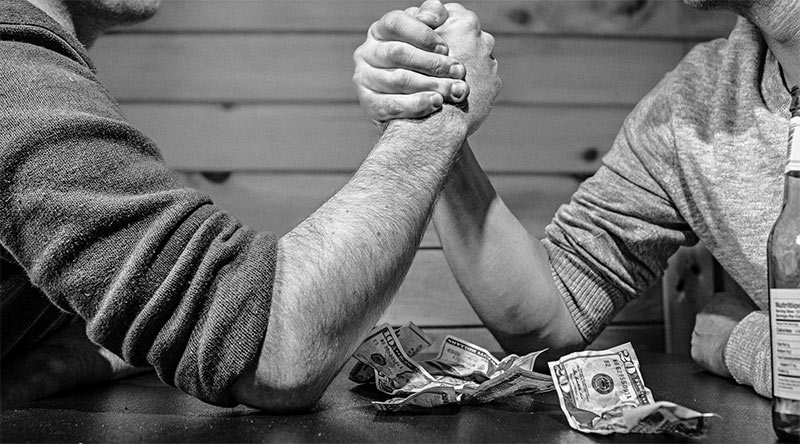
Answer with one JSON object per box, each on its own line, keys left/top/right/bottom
{"left": 354, "top": 0, "right": 758, "bottom": 380}
{"left": 353, "top": 0, "right": 501, "bottom": 134}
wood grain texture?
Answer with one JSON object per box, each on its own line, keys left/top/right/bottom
{"left": 380, "top": 250, "right": 663, "bottom": 328}
{"left": 123, "top": 0, "right": 736, "bottom": 40}
{"left": 126, "top": 104, "right": 627, "bottom": 173}
{"left": 180, "top": 170, "right": 663, "bottom": 328}
{"left": 419, "top": 323, "right": 665, "bottom": 357}
{"left": 178, "top": 172, "right": 580, "bottom": 247}
{"left": 91, "top": 34, "right": 685, "bottom": 106}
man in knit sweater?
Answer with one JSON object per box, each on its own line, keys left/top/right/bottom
{"left": 0, "top": 0, "right": 498, "bottom": 408}
{"left": 353, "top": 0, "right": 800, "bottom": 397}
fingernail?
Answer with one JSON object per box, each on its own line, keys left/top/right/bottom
{"left": 430, "top": 93, "right": 443, "bottom": 109}
{"left": 434, "top": 43, "right": 448, "bottom": 55}
{"left": 451, "top": 82, "right": 467, "bottom": 100}
{"left": 449, "top": 63, "right": 465, "bottom": 79}
{"left": 416, "top": 11, "right": 438, "bottom": 23}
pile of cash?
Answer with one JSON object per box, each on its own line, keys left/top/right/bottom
{"left": 549, "top": 343, "right": 718, "bottom": 437}
{"left": 349, "top": 323, "right": 554, "bottom": 411}
{"left": 350, "top": 325, "right": 717, "bottom": 437}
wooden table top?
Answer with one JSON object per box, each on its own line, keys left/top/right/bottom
{"left": 1, "top": 352, "right": 774, "bottom": 443}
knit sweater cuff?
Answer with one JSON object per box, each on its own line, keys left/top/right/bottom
{"left": 724, "top": 311, "right": 771, "bottom": 398}
{"left": 542, "top": 239, "right": 624, "bottom": 343}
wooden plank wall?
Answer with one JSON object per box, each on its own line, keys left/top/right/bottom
{"left": 90, "top": 0, "right": 736, "bottom": 354}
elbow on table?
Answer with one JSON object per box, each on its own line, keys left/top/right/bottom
{"left": 230, "top": 360, "right": 334, "bottom": 412}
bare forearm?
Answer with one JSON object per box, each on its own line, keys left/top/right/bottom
{"left": 232, "top": 108, "right": 468, "bottom": 410}
{"left": 433, "top": 142, "right": 585, "bottom": 361}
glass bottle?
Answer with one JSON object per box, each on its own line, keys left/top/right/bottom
{"left": 769, "top": 85, "right": 800, "bottom": 441}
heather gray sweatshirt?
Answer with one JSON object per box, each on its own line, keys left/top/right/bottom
{"left": 544, "top": 17, "right": 788, "bottom": 397}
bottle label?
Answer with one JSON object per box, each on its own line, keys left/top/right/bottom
{"left": 788, "top": 116, "right": 800, "bottom": 172}
{"left": 771, "top": 288, "right": 800, "bottom": 400}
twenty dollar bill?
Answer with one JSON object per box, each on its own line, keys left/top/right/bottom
{"left": 548, "top": 343, "right": 717, "bottom": 437}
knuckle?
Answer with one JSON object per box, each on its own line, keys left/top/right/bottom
{"left": 352, "top": 71, "right": 365, "bottom": 87}
{"left": 391, "top": 71, "right": 413, "bottom": 91}
{"left": 352, "top": 44, "right": 366, "bottom": 62}
{"left": 419, "top": 32, "right": 439, "bottom": 50}
{"left": 466, "top": 11, "right": 481, "bottom": 30}
{"left": 380, "top": 100, "right": 403, "bottom": 118}
{"left": 446, "top": 3, "right": 466, "bottom": 14}
{"left": 384, "top": 42, "right": 407, "bottom": 64}
{"left": 414, "top": 95, "right": 430, "bottom": 113}
{"left": 485, "top": 31, "right": 496, "bottom": 49}
{"left": 361, "top": 96, "right": 382, "bottom": 118}
{"left": 354, "top": 86, "right": 373, "bottom": 105}
{"left": 427, "top": 56, "right": 443, "bottom": 75}
{"left": 381, "top": 10, "right": 405, "bottom": 34}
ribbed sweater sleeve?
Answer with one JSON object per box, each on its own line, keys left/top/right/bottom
{"left": 0, "top": 17, "right": 276, "bottom": 405}
{"left": 725, "top": 311, "right": 771, "bottom": 397}
{"left": 543, "top": 18, "right": 781, "bottom": 398}
{"left": 542, "top": 71, "right": 696, "bottom": 342}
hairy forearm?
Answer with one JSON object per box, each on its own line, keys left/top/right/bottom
{"left": 232, "top": 107, "right": 468, "bottom": 410}
{"left": 433, "top": 142, "right": 585, "bottom": 363}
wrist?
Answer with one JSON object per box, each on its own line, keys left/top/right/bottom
{"left": 384, "top": 105, "right": 468, "bottom": 147}
{"left": 356, "top": 104, "right": 468, "bottom": 197}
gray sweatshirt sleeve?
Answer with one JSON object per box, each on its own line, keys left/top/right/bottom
{"left": 725, "top": 311, "right": 771, "bottom": 397}
{"left": 542, "top": 73, "right": 698, "bottom": 342}
{"left": 0, "top": 39, "right": 276, "bottom": 406}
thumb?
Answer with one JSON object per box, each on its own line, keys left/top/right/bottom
{"left": 415, "top": 0, "right": 448, "bottom": 28}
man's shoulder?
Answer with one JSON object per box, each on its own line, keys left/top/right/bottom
{"left": 665, "top": 17, "right": 764, "bottom": 106}
{"left": 0, "top": 39, "right": 113, "bottom": 117}
{"left": 0, "top": 0, "right": 94, "bottom": 71}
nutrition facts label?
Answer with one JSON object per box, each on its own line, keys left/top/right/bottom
{"left": 771, "top": 289, "right": 800, "bottom": 400}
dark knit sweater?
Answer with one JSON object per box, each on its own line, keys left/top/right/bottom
{"left": 0, "top": 0, "right": 276, "bottom": 406}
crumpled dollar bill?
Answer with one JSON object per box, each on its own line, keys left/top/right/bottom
{"left": 548, "top": 342, "right": 719, "bottom": 437}
{"left": 350, "top": 323, "right": 553, "bottom": 411}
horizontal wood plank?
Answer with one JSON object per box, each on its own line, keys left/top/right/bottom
{"left": 178, "top": 172, "right": 581, "bottom": 247}
{"left": 413, "top": 324, "right": 664, "bottom": 358}
{"left": 123, "top": 0, "right": 735, "bottom": 40}
{"left": 380, "top": 250, "right": 663, "bottom": 327}
{"left": 127, "top": 103, "right": 628, "bottom": 173}
{"left": 92, "top": 34, "right": 685, "bottom": 106}
{"left": 179, "top": 171, "right": 664, "bottom": 327}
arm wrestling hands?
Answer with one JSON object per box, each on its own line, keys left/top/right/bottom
{"left": 227, "top": 3, "right": 500, "bottom": 411}
{"left": 353, "top": 0, "right": 585, "bottom": 368}
{"left": 353, "top": 1, "right": 467, "bottom": 125}
{"left": 353, "top": 0, "right": 501, "bottom": 131}
{"left": 355, "top": 0, "right": 763, "bottom": 382}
